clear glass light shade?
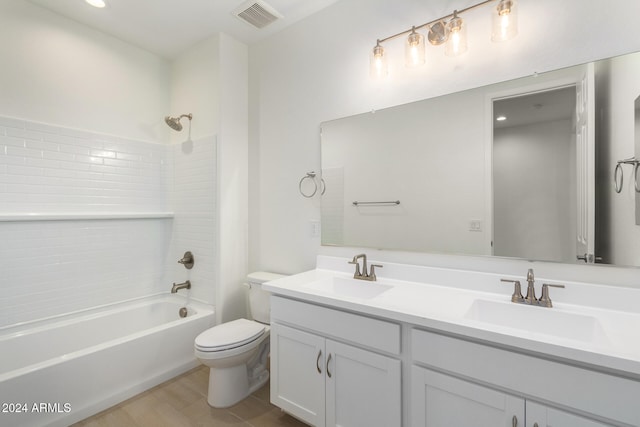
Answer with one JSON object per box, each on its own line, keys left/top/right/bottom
{"left": 85, "top": 0, "right": 106, "bottom": 8}
{"left": 445, "top": 16, "right": 468, "bottom": 57}
{"left": 370, "top": 44, "right": 389, "bottom": 79}
{"left": 405, "top": 31, "right": 425, "bottom": 67}
{"left": 492, "top": 0, "right": 518, "bottom": 42}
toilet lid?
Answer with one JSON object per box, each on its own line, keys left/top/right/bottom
{"left": 195, "top": 318, "right": 265, "bottom": 352}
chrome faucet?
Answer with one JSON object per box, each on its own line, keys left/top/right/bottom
{"left": 348, "top": 254, "right": 383, "bottom": 281}
{"left": 501, "top": 269, "right": 565, "bottom": 308}
{"left": 171, "top": 280, "right": 191, "bottom": 293}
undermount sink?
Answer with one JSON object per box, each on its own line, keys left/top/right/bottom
{"left": 303, "top": 276, "right": 393, "bottom": 300}
{"left": 464, "top": 299, "right": 609, "bottom": 345}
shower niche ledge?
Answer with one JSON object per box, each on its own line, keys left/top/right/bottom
{"left": 0, "top": 212, "right": 175, "bottom": 222}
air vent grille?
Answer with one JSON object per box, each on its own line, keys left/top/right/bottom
{"left": 234, "top": 0, "right": 282, "bottom": 29}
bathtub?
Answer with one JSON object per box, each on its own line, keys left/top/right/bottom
{"left": 0, "top": 294, "right": 214, "bottom": 427}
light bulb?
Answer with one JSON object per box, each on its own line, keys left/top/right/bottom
{"left": 405, "top": 28, "right": 425, "bottom": 68}
{"left": 370, "top": 42, "right": 388, "bottom": 79}
{"left": 445, "top": 13, "right": 467, "bottom": 57}
{"left": 492, "top": 0, "right": 518, "bottom": 42}
{"left": 85, "top": 0, "right": 106, "bottom": 8}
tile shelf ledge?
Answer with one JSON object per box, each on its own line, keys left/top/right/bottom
{"left": 0, "top": 212, "right": 175, "bottom": 222}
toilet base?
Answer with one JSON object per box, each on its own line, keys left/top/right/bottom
{"left": 206, "top": 365, "right": 270, "bottom": 408}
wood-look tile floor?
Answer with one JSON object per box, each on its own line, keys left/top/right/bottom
{"left": 72, "top": 366, "right": 308, "bottom": 427}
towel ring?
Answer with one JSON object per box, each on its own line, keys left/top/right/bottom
{"left": 614, "top": 159, "right": 640, "bottom": 193}
{"left": 299, "top": 171, "right": 326, "bottom": 198}
{"left": 614, "top": 163, "right": 623, "bottom": 193}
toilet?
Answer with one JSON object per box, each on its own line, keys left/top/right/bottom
{"left": 194, "top": 271, "right": 285, "bottom": 408}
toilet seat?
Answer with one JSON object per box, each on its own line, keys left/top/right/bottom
{"left": 195, "top": 318, "right": 265, "bottom": 352}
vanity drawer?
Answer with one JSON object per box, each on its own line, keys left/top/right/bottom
{"left": 271, "top": 296, "right": 400, "bottom": 355}
{"left": 411, "top": 328, "right": 640, "bottom": 426}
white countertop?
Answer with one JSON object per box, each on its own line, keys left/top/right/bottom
{"left": 263, "top": 257, "right": 640, "bottom": 379}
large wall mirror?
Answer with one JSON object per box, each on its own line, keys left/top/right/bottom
{"left": 321, "top": 52, "right": 640, "bottom": 268}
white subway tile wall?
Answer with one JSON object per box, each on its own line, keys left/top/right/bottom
{"left": 164, "top": 138, "right": 217, "bottom": 305}
{"left": 0, "top": 116, "right": 168, "bottom": 213}
{"left": 0, "top": 219, "right": 171, "bottom": 326}
{"left": 0, "top": 116, "right": 217, "bottom": 327}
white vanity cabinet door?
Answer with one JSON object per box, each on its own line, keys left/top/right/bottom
{"left": 270, "top": 323, "right": 326, "bottom": 427}
{"left": 411, "top": 328, "right": 640, "bottom": 426}
{"left": 526, "top": 401, "right": 614, "bottom": 427}
{"left": 411, "top": 366, "right": 525, "bottom": 427}
{"left": 325, "top": 339, "right": 401, "bottom": 427}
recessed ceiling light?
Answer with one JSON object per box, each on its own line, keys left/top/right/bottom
{"left": 496, "top": 115, "right": 507, "bottom": 121}
{"left": 85, "top": 0, "right": 106, "bottom": 8}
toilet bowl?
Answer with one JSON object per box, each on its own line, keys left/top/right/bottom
{"left": 194, "top": 272, "right": 285, "bottom": 408}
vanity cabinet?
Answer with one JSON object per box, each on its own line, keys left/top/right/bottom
{"left": 411, "top": 329, "right": 633, "bottom": 427}
{"left": 411, "top": 366, "right": 524, "bottom": 426}
{"left": 411, "top": 367, "right": 612, "bottom": 427}
{"left": 525, "top": 401, "right": 613, "bottom": 427}
{"left": 270, "top": 296, "right": 401, "bottom": 427}
{"left": 270, "top": 324, "right": 325, "bottom": 426}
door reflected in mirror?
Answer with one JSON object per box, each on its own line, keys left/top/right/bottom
{"left": 493, "top": 86, "right": 577, "bottom": 263}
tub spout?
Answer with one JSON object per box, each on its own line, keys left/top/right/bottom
{"left": 171, "top": 280, "right": 191, "bottom": 293}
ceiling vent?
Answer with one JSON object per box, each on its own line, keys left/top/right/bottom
{"left": 233, "top": 0, "right": 283, "bottom": 29}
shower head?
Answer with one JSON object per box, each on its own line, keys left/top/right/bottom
{"left": 164, "top": 113, "right": 192, "bottom": 131}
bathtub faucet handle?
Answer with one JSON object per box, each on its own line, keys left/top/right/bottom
{"left": 178, "top": 251, "right": 194, "bottom": 269}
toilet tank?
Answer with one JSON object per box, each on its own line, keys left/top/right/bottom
{"left": 247, "top": 272, "right": 286, "bottom": 324}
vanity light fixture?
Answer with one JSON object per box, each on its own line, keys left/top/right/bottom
{"left": 492, "top": 0, "right": 518, "bottom": 42}
{"left": 427, "top": 21, "right": 448, "bottom": 46}
{"left": 370, "top": 40, "right": 389, "bottom": 78}
{"left": 405, "top": 27, "right": 426, "bottom": 67}
{"left": 85, "top": 0, "right": 106, "bottom": 8}
{"left": 445, "top": 11, "right": 467, "bottom": 57}
{"left": 370, "top": 0, "right": 518, "bottom": 78}
{"left": 496, "top": 115, "right": 507, "bottom": 121}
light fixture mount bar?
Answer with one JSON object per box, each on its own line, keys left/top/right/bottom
{"left": 376, "top": 0, "right": 496, "bottom": 44}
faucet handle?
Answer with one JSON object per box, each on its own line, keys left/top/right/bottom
{"left": 348, "top": 259, "right": 361, "bottom": 277}
{"left": 178, "top": 251, "right": 194, "bottom": 269}
{"left": 539, "top": 283, "right": 565, "bottom": 308}
{"left": 369, "top": 264, "right": 383, "bottom": 281}
{"left": 501, "top": 279, "right": 524, "bottom": 303}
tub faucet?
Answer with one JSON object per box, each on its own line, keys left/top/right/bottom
{"left": 171, "top": 280, "right": 191, "bottom": 293}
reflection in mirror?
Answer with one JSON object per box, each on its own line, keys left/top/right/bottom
{"left": 636, "top": 95, "right": 640, "bottom": 225}
{"left": 493, "top": 86, "right": 576, "bottom": 263}
{"left": 321, "top": 51, "right": 640, "bottom": 268}
{"left": 321, "top": 87, "right": 489, "bottom": 256}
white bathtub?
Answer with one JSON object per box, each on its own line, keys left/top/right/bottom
{"left": 0, "top": 294, "right": 214, "bottom": 427}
